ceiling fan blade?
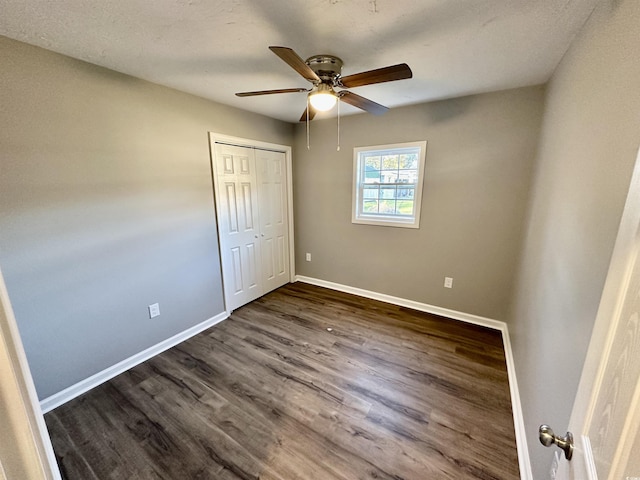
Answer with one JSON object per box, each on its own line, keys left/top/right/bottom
{"left": 236, "top": 88, "right": 309, "bottom": 97}
{"left": 339, "top": 91, "right": 389, "bottom": 115}
{"left": 269, "top": 46, "right": 320, "bottom": 83}
{"left": 340, "top": 63, "right": 412, "bottom": 88}
{"left": 299, "top": 105, "right": 317, "bottom": 122}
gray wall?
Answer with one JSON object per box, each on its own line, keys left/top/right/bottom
{"left": 293, "top": 87, "right": 544, "bottom": 321}
{"left": 4, "top": 6, "right": 639, "bottom": 476}
{"left": 0, "top": 36, "right": 293, "bottom": 399}
{"left": 508, "top": 0, "right": 640, "bottom": 477}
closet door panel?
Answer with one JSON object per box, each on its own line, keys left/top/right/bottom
{"left": 214, "top": 144, "right": 263, "bottom": 310}
{"left": 256, "top": 150, "right": 290, "bottom": 293}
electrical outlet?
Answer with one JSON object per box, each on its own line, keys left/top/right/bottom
{"left": 148, "top": 303, "right": 160, "bottom": 318}
{"left": 444, "top": 277, "right": 453, "bottom": 288}
{"left": 306, "top": 253, "right": 311, "bottom": 262}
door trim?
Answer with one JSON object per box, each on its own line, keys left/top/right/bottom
{"left": 208, "top": 133, "right": 295, "bottom": 312}
{"left": 0, "top": 267, "right": 61, "bottom": 479}
{"left": 579, "top": 435, "right": 598, "bottom": 480}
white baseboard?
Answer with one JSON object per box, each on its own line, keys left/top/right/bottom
{"left": 294, "top": 275, "right": 532, "bottom": 479}
{"left": 40, "top": 311, "right": 229, "bottom": 413}
{"left": 295, "top": 275, "right": 505, "bottom": 330}
{"left": 500, "top": 323, "right": 533, "bottom": 480}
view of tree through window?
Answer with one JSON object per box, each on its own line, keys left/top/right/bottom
{"left": 352, "top": 142, "right": 426, "bottom": 228}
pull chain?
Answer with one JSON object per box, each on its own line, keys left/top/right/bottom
{"left": 336, "top": 99, "right": 341, "bottom": 151}
{"left": 306, "top": 96, "right": 310, "bottom": 150}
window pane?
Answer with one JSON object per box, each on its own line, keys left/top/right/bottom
{"left": 363, "top": 186, "right": 379, "bottom": 199}
{"left": 398, "top": 187, "right": 415, "bottom": 199}
{"left": 396, "top": 200, "right": 414, "bottom": 215}
{"left": 364, "top": 167, "right": 381, "bottom": 184}
{"left": 364, "top": 155, "right": 381, "bottom": 170}
{"left": 363, "top": 200, "right": 378, "bottom": 213}
{"left": 399, "top": 153, "right": 418, "bottom": 169}
{"left": 398, "top": 169, "right": 418, "bottom": 183}
{"left": 379, "top": 199, "right": 396, "bottom": 214}
{"left": 382, "top": 155, "right": 398, "bottom": 170}
{"left": 380, "top": 186, "right": 396, "bottom": 199}
{"left": 380, "top": 170, "right": 399, "bottom": 183}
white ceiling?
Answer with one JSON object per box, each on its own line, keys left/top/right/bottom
{"left": 0, "top": 0, "right": 599, "bottom": 123}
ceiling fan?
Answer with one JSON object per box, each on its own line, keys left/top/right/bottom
{"left": 236, "top": 46, "right": 413, "bottom": 122}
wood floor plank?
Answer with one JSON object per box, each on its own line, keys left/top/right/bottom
{"left": 209, "top": 321, "right": 468, "bottom": 478}
{"left": 164, "top": 340, "right": 376, "bottom": 479}
{"left": 231, "top": 305, "right": 508, "bottom": 407}
{"left": 45, "top": 283, "right": 520, "bottom": 479}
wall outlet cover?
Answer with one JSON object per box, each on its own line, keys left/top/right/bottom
{"left": 148, "top": 303, "right": 160, "bottom": 318}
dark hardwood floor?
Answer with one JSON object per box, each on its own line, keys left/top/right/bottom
{"left": 45, "top": 282, "right": 520, "bottom": 479}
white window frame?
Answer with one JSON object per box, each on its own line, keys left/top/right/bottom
{"left": 352, "top": 141, "right": 427, "bottom": 228}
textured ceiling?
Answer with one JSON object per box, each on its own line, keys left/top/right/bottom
{"left": 0, "top": 0, "right": 599, "bottom": 123}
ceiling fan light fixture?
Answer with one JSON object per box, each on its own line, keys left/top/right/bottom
{"left": 309, "top": 84, "right": 337, "bottom": 111}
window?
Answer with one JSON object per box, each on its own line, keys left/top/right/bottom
{"left": 352, "top": 141, "right": 427, "bottom": 228}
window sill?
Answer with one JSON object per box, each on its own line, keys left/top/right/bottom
{"left": 352, "top": 216, "right": 420, "bottom": 229}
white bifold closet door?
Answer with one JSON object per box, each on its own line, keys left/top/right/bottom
{"left": 213, "top": 143, "right": 290, "bottom": 311}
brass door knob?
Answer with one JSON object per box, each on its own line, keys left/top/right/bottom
{"left": 539, "top": 424, "right": 573, "bottom": 460}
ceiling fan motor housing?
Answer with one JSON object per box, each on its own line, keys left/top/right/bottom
{"left": 305, "top": 55, "right": 343, "bottom": 84}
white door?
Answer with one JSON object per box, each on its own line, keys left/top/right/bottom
{"left": 256, "top": 149, "right": 290, "bottom": 293}
{"left": 0, "top": 268, "right": 61, "bottom": 480}
{"left": 214, "top": 143, "right": 263, "bottom": 311}
{"left": 556, "top": 147, "right": 640, "bottom": 480}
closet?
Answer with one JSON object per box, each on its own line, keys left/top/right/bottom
{"left": 211, "top": 140, "right": 291, "bottom": 311}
